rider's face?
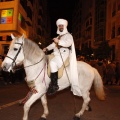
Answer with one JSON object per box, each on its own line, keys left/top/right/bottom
{"left": 58, "top": 25, "right": 64, "bottom": 32}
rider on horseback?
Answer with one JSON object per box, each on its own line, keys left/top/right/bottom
{"left": 43, "top": 19, "right": 81, "bottom": 96}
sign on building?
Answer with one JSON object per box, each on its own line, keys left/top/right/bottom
{"left": 1, "top": 9, "right": 13, "bottom": 24}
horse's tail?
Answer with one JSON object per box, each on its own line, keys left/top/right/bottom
{"left": 93, "top": 68, "right": 106, "bottom": 100}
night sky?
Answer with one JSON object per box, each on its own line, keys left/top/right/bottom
{"left": 47, "top": 0, "right": 77, "bottom": 38}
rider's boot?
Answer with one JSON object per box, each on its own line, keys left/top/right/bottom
{"left": 47, "top": 71, "right": 59, "bottom": 95}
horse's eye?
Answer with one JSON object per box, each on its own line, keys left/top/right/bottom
{"left": 14, "top": 48, "right": 18, "bottom": 51}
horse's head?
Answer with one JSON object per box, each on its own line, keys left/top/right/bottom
{"left": 2, "top": 34, "right": 25, "bottom": 72}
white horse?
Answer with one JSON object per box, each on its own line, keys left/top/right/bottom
{"left": 1, "top": 34, "right": 105, "bottom": 120}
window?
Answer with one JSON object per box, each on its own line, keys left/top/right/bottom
{"left": 39, "top": 9, "right": 43, "bottom": 16}
{"left": 18, "top": 12, "right": 26, "bottom": 29}
{"left": 0, "top": 36, "right": 2, "bottom": 41}
{"left": 37, "top": 28, "right": 41, "bottom": 35}
{"left": 20, "top": 0, "right": 27, "bottom": 12}
{"left": 3, "top": 45, "right": 9, "bottom": 55}
{"left": 90, "top": 18, "right": 92, "bottom": 24}
{"left": 86, "top": 21, "right": 89, "bottom": 28}
{"left": 118, "top": 2, "right": 120, "bottom": 10}
{"left": 7, "top": 35, "right": 12, "bottom": 41}
{"left": 89, "top": 41, "right": 91, "bottom": 48}
{"left": 27, "top": 6, "right": 32, "bottom": 20}
{"left": 38, "top": 18, "right": 41, "bottom": 25}
{"left": 117, "top": 27, "right": 120, "bottom": 35}
{"left": 112, "top": 2, "right": 116, "bottom": 17}
{"left": 111, "top": 23, "right": 115, "bottom": 38}
{"left": 21, "top": 16, "right": 26, "bottom": 30}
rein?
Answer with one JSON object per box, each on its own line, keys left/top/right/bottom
{"left": 14, "top": 56, "right": 45, "bottom": 71}
{"left": 34, "top": 62, "right": 47, "bottom": 81}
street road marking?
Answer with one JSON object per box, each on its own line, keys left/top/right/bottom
{"left": 0, "top": 99, "right": 22, "bottom": 110}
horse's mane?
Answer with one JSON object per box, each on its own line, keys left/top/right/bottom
{"left": 23, "top": 38, "right": 44, "bottom": 63}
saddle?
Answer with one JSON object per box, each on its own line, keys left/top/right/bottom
{"left": 47, "top": 54, "right": 69, "bottom": 79}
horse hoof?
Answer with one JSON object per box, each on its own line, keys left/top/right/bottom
{"left": 73, "top": 116, "right": 80, "bottom": 120}
{"left": 18, "top": 102, "right": 24, "bottom": 106}
{"left": 39, "top": 117, "right": 46, "bottom": 120}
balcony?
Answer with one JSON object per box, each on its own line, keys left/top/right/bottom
{"left": 26, "top": 6, "right": 32, "bottom": 21}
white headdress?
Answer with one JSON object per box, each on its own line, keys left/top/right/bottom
{"left": 56, "top": 19, "right": 68, "bottom": 35}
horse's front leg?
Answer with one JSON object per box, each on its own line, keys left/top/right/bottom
{"left": 40, "top": 94, "right": 49, "bottom": 120}
{"left": 23, "top": 92, "right": 43, "bottom": 120}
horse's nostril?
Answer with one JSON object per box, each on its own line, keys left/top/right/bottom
{"left": 3, "top": 65, "right": 7, "bottom": 71}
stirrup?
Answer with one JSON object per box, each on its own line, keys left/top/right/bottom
{"left": 47, "top": 85, "right": 59, "bottom": 95}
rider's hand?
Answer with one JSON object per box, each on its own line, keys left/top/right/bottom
{"left": 53, "top": 38, "right": 59, "bottom": 43}
{"left": 43, "top": 48, "right": 47, "bottom": 52}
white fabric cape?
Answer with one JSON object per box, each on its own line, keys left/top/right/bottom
{"left": 69, "top": 42, "right": 82, "bottom": 96}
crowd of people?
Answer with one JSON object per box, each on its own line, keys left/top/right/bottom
{"left": 77, "top": 56, "right": 120, "bottom": 85}
{"left": 0, "top": 55, "right": 25, "bottom": 85}
{"left": 1, "top": 68, "right": 25, "bottom": 85}
{"left": 1, "top": 54, "right": 120, "bottom": 86}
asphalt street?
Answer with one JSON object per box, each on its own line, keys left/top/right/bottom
{"left": 0, "top": 81, "right": 120, "bottom": 120}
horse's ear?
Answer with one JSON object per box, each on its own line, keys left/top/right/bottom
{"left": 11, "top": 34, "right": 15, "bottom": 39}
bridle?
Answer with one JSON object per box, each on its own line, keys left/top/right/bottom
{"left": 6, "top": 41, "right": 45, "bottom": 71}
{"left": 6, "top": 42, "right": 23, "bottom": 69}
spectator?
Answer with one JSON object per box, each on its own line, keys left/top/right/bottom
{"left": 105, "top": 61, "right": 116, "bottom": 85}
{"left": 1, "top": 55, "right": 11, "bottom": 85}
{"left": 94, "top": 58, "right": 106, "bottom": 81}
{"left": 115, "top": 62, "right": 120, "bottom": 85}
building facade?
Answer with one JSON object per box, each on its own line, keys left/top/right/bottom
{"left": 72, "top": 0, "right": 82, "bottom": 49}
{"left": 72, "top": 0, "right": 95, "bottom": 58}
{"left": 0, "top": 0, "right": 50, "bottom": 56}
{"left": 80, "top": 0, "right": 95, "bottom": 49}
{"left": 72, "top": 0, "right": 120, "bottom": 61}
{"left": 106, "top": 0, "right": 120, "bottom": 61}
{"left": 94, "top": 0, "right": 106, "bottom": 44}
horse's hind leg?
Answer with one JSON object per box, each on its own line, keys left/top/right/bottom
{"left": 74, "top": 91, "right": 91, "bottom": 119}
{"left": 23, "top": 93, "right": 42, "bottom": 120}
{"left": 40, "top": 94, "right": 49, "bottom": 119}
{"left": 85, "top": 104, "right": 92, "bottom": 111}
